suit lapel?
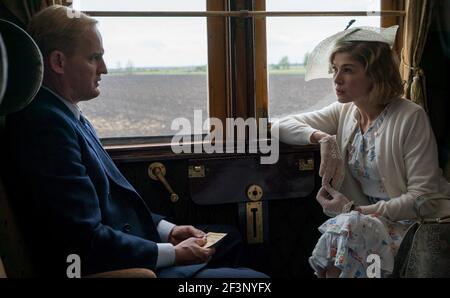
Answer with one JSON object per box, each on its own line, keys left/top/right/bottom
{"left": 37, "top": 89, "right": 143, "bottom": 200}
{"left": 75, "top": 120, "right": 139, "bottom": 196}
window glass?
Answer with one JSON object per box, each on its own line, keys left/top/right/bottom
{"left": 73, "top": 0, "right": 204, "bottom": 11}
{"left": 72, "top": 1, "right": 208, "bottom": 138}
{"left": 266, "top": 0, "right": 381, "bottom": 119}
{"left": 266, "top": 0, "right": 380, "bottom": 11}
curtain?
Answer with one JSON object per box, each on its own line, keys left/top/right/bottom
{"left": 421, "top": 0, "right": 450, "bottom": 181}
{"left": 1, "top": 0, "right": 70, "bottom": 27}
{"left": 400, "top": 0, "right": 435, "bottom": 108}
{"left": 440, "top": 1, "right": 450, "bottom": 181}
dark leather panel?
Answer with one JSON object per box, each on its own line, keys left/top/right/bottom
{"left": 189, "top": 153, "right": 315, "bottom": 205}
{"left": 115, "top": 149, "right": 325, "bottom": 277}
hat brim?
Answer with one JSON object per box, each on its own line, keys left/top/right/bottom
{"left": 305, "top": 26, "right": 399, "bottom": 82}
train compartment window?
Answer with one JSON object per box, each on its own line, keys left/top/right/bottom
{"left": 263, "top": 0, "right": 405, "bottom": 121}
{"left": 73, "top": 0, "right": 209, "bottom": 139}
{"left": 72, "top": 0, "right": 404, "bottom": 145}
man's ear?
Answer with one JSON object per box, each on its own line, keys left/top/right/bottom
{"left": 48, "top": 50, "right": 66, "bottom": 74}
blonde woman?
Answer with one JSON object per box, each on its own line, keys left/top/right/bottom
{"left": 272, "top": 27, "right": 450, "bottom": 278}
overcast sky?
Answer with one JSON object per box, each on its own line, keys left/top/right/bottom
{"left": 73, "top": 0, "right": 381, "bottom": 68}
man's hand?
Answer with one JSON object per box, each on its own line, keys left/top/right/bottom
{"left": 316, "top": 184, "right": 353, "bottom": 217}
{"left": 168, "top": 225, "right": 205, "bottom": 245}
{"left": 174, "top": 237, "right": 215, "bottom": 265}
{"left": 318, "top": 135, "right": 345, "bottom": 189}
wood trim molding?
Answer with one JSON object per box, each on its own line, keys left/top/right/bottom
{"left": 381, "top": 0, "right": 405, "bottom": 56}
{"left": 254, "top": 0, "right": 268, "bottom": 123}
{"left": 207, "top": 0, "right": 231, "bottom": 126}
{"left": 106, "top": 140, "right": 318, "bottom": 163}
{"left": 229, "top": 0, "right": 255, "bottom": 121}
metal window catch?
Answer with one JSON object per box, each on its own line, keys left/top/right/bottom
{"left": 148, "top": 162, "right": 179, "bottom": 203}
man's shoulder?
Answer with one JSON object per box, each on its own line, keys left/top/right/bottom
{"left": 9, "top": 88, "right": 75, "bottom": 124}
{"left": 28, "top": 88, "right": 70, "bottom": 114}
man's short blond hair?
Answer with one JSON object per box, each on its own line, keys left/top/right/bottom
{"left": 28, "top": 5, "right": 97, "bottom": 59}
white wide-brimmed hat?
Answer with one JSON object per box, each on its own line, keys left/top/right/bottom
{"left": 305, "top": 25, "right": 399, "bottom": 81}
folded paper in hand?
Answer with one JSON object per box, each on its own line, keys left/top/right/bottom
{"left": 204, "top": 232, "right": 227, "bottom": 248}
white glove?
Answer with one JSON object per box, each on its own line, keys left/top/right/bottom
{"left": 316, "top": 185, "right": 354, "bottom": 217}
{"left": 318, "top": 135, "right": 345, "bottom": 189}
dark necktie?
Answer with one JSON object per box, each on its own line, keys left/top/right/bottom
{"left": 79, "top": 114, "right": 101, "bottom": 144}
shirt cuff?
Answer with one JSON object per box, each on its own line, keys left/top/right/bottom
{"left": 157, "top": 220, "right": 176, "bottom": 242}
{"left": 156, "top": 243, "right": 176, "bottom": 269}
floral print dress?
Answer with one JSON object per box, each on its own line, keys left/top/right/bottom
{"left": 309, "top": 105, "right": 412, "bottom": 278}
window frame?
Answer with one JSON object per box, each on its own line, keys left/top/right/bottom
{"left": 255, "top": 0, "right": 406, "bottom": 128}
{"left": 79, "top": 0, "right": 405, "bottom": 151}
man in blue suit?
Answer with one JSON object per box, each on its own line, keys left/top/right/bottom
{"left": 5, "top": 5, "right": 267, "bottom": 278}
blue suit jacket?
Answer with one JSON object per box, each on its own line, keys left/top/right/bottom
{"left": 5, "top": 88, "right": 190, "bottom": 276}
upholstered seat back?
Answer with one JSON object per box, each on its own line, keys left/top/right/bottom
{"left": 0, "top": 19, "right": 43, "bottom": 278}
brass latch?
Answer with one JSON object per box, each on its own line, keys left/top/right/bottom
{"left": 148, "top": 162, "right": 179, "bottom": 203}
{"left": 188, "top": 165, "right": 205, "bottom": 178}
{"left": 246, "top": 184, "right": 263, "bottom": 243}
{"left": 298, "top": 158, "right": 314, "bottom": 171}
{"left": 246, "top": 201, "right": 263, "bottom": 243}
{"left": 247, "top": 184, "right": 263, "bottom": 201}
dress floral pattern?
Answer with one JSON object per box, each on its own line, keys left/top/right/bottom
{"left": 347, "top": 107, "right": 389, "bottom": 200}
{"left": 309, "top": 105, "right": 412, "bottom": 277}
{"left": 309, "top": 211, "right": 396, "bottom": 277}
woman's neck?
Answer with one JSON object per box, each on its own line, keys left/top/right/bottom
{"left": 354, "top": 99, "right": 387, "bottom": 132}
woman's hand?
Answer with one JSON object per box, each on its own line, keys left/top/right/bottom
{"left": 316, "top": 184, "right": 354, "bottom": 217}
{"left": 317, "top": 134, "right": 345, "bottom": 189}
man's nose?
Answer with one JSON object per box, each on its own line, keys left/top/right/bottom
{"left": 99, "top": 58, "right": 108, "bottom": 75}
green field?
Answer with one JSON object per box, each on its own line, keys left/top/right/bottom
{"left": 108, "top": 65, "right": 306, "bottom": 76}
{"left": 267, "top": 66, "right": 306, "bottom": 75}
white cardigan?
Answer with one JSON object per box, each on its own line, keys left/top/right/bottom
{"left": 271, "top": 98, "right": 450, "bottom": 221}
